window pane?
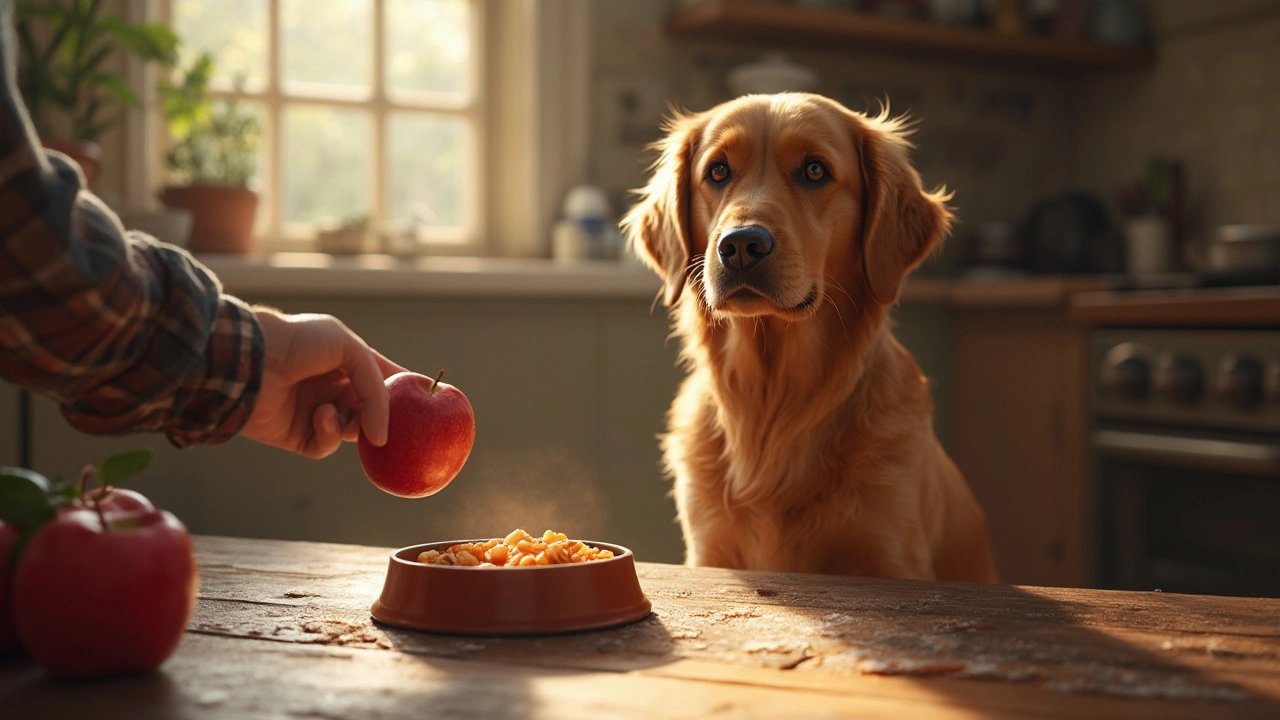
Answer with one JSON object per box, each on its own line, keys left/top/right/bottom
{"left": 283, "top": 106, "right": 371, "bottom": 225}
{"left": 385, "top": 0, "right": 470, "bottom": 99}
{"left": 281, "top": 0, "right": 371, "bottom": 98}
{"left": 173, "top": 0, "right": 267, "bottom": 90}
{"left": 388, "top": 112, "right": 467, "bottom": 230}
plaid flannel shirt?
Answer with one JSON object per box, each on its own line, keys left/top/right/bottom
{"left": 0, "top": 10, "right": 263, "bottom": 448}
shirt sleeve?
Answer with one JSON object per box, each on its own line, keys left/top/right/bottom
{"left": 0, "top": 13, "right": 264, "bottom": 448}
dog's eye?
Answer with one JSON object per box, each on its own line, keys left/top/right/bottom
{"left": 803, "top": 161, "right": 827, "bottom": 182}
{"left": 706, "top": 162, "right": 731, "bottom": 184}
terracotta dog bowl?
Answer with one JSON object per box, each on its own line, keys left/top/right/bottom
{"left": 370, "top": 540, "right": 652, "bottom": 635}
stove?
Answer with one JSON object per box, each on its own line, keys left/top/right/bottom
{"left": 1091, "top": 328, "right": 1280, "bottom": 597}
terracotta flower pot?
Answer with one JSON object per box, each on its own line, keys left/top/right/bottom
{"left": 159, "top": 185, "right": 259, "bottom": 254}
{"left": 42, "top": 139, "right": 103, "bottom": 192}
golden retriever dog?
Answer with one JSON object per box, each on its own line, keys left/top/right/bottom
{"left": 622, "top": 93, "right": 998, "bottom": 582}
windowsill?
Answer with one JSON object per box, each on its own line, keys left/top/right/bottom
{"left": 195, "top": 253, "right": 663, "bottom": 300}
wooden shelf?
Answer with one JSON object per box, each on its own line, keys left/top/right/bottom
{"left": 666, "top": 0, "right": 1156, "bottom": 74}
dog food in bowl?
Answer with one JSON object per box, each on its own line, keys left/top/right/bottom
{"left": 417, "top": 528, "right": 614, "bottom": 567}
{"left": 372, "top": 534, "right": 651, "bottom": 635}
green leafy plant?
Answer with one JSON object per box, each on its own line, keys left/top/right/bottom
{"left": 159, "top": 52, "right": 261, "bottom": 187}
{"left": 14, "top": 0, "right": 178, "bottom": 142}
{"left": 0, "top": 449, "right": 153, "bottom": 563}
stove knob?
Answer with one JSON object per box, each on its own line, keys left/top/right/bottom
{"left": 1154, "top": 353, "right": 1204, "bottom": 405}
{"left": 1217, "top": 353, "right": 1265, "bottom": 410}
{"left": 1101, "top": 343, "right": 1152, "bottom": 402}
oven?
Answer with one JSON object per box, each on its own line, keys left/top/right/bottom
{"left": 1091, "top": 329, "right": 1280, "bottom": 597}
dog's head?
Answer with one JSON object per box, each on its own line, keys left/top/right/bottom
{"left": 622, "top": 93, "right": 952, "bottom": 317}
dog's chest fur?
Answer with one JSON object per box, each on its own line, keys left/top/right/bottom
{"left": 664, "top": 309, "right": 939, "bottom": 576}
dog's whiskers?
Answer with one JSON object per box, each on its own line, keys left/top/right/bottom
{"left": 825, "top": 274, "right": 856, "bottom": 306}
{"left": 823, "top": 291, "right": 847, "bottom": 333}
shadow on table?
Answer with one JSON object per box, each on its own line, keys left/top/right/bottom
{"left": 0, "top": 658, "right": 180, "bottom": 720}
{"left": 716, "top": 568, "right": 1280, "bottom": 718}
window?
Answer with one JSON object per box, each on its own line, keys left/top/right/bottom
{"left": 165, "top": 0, "right": 480, "bottom": 251}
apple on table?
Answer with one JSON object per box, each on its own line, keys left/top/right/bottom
{"left": 0, "top": 450, "right": 198, "bottom": 679}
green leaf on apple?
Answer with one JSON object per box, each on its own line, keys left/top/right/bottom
{"left": 0, "top": 467, "right": 55, "bottom": 526}
{"left": 8, "top": 522, "right": 48, "bottom": 567}
{"left": 98, "top": 448, "right": 153, "bottom": 487}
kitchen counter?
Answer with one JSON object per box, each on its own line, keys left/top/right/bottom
{"left": 902, "top": 275, "right": 1110, "bottom": 307}
{"left": 197, "top": 252, "right": 1116, "bottom": 306}
{"left": 198, "top": 253, "right": 664, "bottom": 300}
{"left": 1070, "top": 285, "right": 1280, "bottom": 326}
{"left": 3, "top": 536, "right": 1278, "bottom": 719}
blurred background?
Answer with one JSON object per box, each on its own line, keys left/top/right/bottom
{"left": 3, "top": 0, "right": 1278, "bottom": 595}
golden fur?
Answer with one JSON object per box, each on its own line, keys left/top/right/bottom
{"left": 622, "top": 93, "right": 998, "bottom": 582}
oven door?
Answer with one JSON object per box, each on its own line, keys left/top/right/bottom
{"left": 1094, "top": 427, "right": 1280, "bottom": 597}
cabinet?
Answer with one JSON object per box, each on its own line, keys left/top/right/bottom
{"left": 949, "top": 307, "right": 1090, "bottom": 587}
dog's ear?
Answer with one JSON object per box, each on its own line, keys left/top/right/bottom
{"left": 853, "top": 112, "right": 953, "bottom": 306}
{"left": 621, "top": 113, "right": 703, "bottom": 307}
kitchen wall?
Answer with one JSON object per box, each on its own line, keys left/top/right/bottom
{"left": 588, "top": 0, "right": 1076, "bottom": 273}
{"left": 1072, "top": 0, "right": 1280, "bottom": 233}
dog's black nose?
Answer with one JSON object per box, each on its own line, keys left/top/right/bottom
{"left": 717, "top": 226, "right": 774, "bottom": 271}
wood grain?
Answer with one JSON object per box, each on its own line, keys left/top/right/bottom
{"left": 3, "top": 535, "right": 1279, "bottom": 719}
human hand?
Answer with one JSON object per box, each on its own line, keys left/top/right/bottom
{"left": 240, "top": 307, "right": 406, "bottom": 458}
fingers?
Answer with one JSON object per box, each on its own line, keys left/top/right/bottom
{"left": 342, "top": 338, "right": 392, "bottom": 447}
{"left": 306, "top": 404, "right": 344, "bottom": 459}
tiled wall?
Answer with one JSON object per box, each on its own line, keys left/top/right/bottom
{"left": 591, "top": 1, "right": 1280, "bottom": 263}
{"left": 1072, "top": 0, "right": 1280, "bottom": 234}
{"left": 589, "top": 1, "right": 1075, "bottom": 274}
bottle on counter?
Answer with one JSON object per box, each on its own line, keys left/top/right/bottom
{"left": 552, "top": 185, "right": 621, "bottom": 262}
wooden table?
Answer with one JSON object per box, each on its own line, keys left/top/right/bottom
{"left": 3, "top": 536, "right": 1279, "bottom": 719}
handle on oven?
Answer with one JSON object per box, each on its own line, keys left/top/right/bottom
{"left": 1092, "top": 429, "right": 1280, "bottom": 475}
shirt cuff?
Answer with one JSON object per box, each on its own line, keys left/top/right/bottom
{"left": 161, "top": 294, "right": 265, "bottom": 448}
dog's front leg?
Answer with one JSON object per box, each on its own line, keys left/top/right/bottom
{"left": 678, "top": 501, "right": 742, "bottom": 569}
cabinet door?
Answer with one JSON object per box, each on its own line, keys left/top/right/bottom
{"left": 950, "top": 309, "right": 1089, "bottom": 587}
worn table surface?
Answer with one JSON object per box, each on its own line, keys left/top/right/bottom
{"left": 3, "top": 536, "right": 1279, "bottom": 719}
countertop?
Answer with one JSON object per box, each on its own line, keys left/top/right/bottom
{"left": 198, "top": 253, "right": 665, "bottom": 300}
{"left": 1070, "top": 285, "right": 1280, "bottom": 326}
{"left": 194, "top": 254, "right": 1280, "bottom": 322}
{"left": 197, "top": 252, "right": 1112, "bottom": 307}
{"left": 3, "top": 536, "right": 1278, "bottom": 719}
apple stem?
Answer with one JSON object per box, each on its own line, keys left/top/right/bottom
{"left": 76, "top": 464, "right": 95, "bottom": 500}
{"left": 430, "top": 369, "right": 445, "bottom": 396}
{"left": 92, "top": 493, "right": 109, "bottom": 533}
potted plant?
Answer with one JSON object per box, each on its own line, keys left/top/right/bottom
{"left": 14, "top": 0, "right": 178, "bottom": 190}
{"left": 157, "top": 53, "right": 262, "bottom": 254}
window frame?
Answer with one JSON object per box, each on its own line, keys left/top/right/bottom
{"left": 155, "top": 0, "right": 484, "bottom": 253}
{"left": 125, "top": 0, "right": 593, "bottom": 260}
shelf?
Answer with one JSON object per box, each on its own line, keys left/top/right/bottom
{"left": 666, "top": 0, "right": 1156, "bottom": 74}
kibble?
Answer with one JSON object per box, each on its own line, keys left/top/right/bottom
{"left": 417, "top": 529, "right": 614, "bottom": 567}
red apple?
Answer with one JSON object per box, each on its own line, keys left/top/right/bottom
{"left": 358, "top": 370, "right": 476, "bottom": 498}
{"left": 0, "top": 520, "right": 17, "bottom": 654}
{"left": 13, "top": 507, "right": 199, "bottom": 679}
